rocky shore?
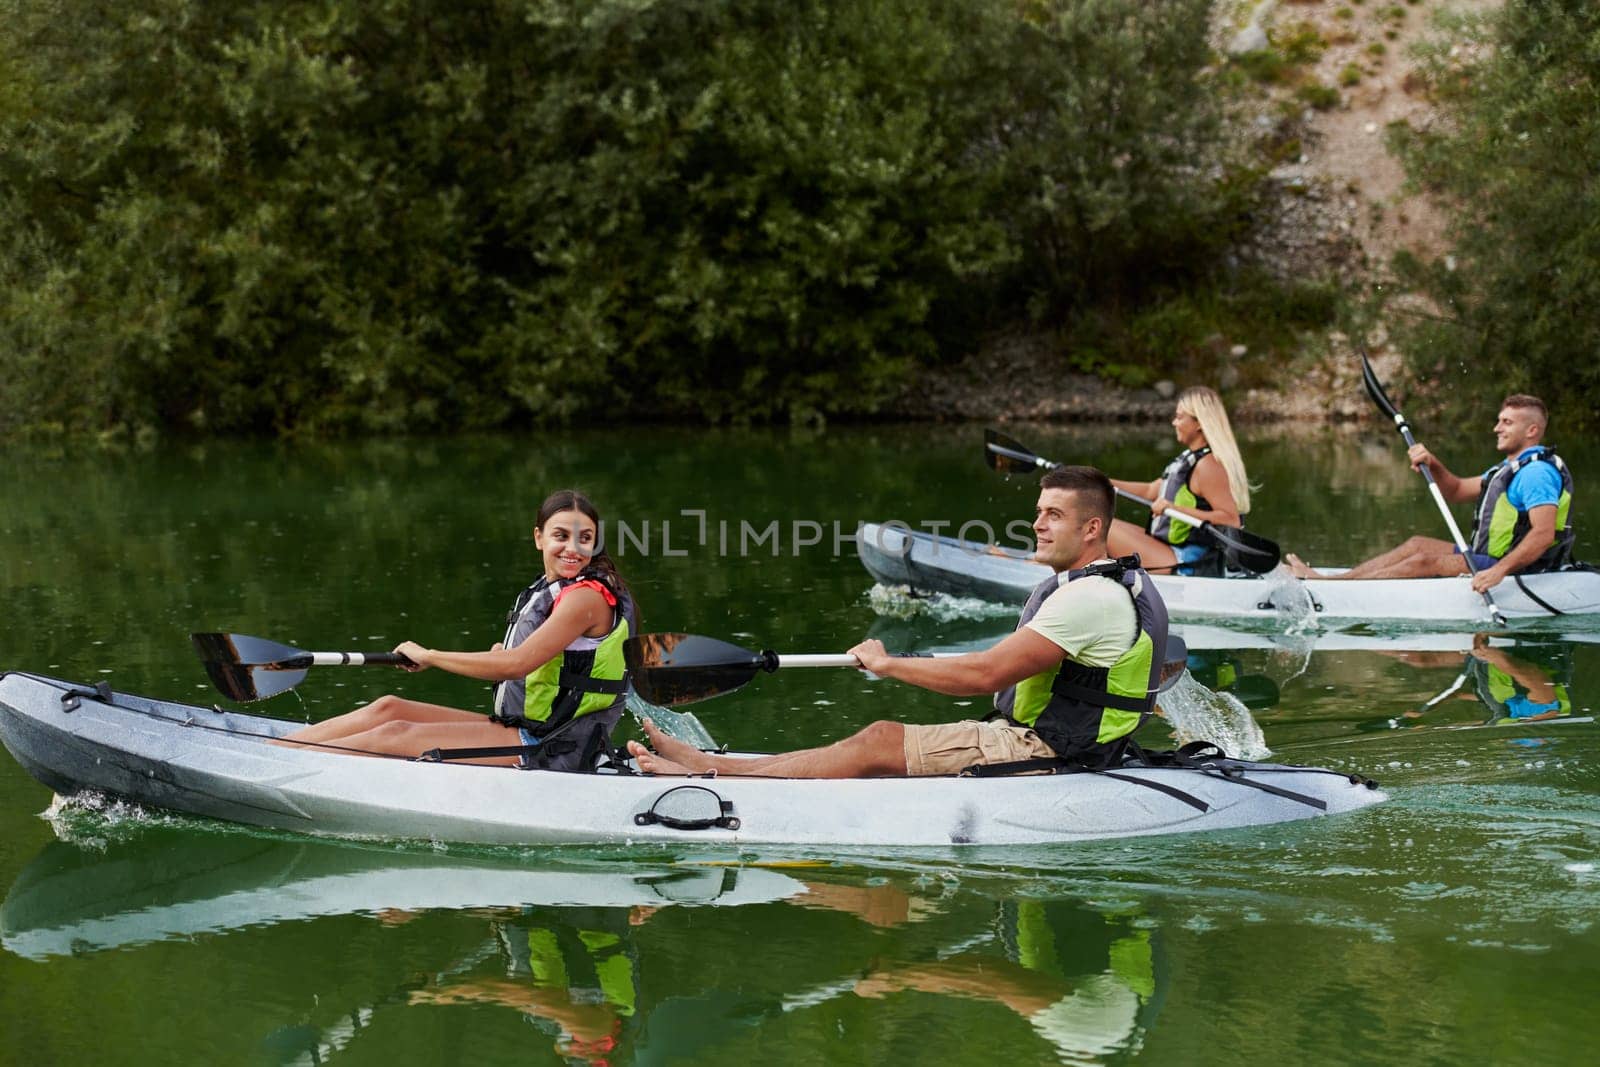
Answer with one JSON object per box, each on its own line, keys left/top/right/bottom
{"left": 889, "top": 329, "right": 1406, "bottom": 423}
{"left": 891, "top": 0, "right": 1492, "bottom": 426}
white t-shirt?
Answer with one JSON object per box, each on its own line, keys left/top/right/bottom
{"left": 1024, "top": 568, "right": 1137, "bottom": 667}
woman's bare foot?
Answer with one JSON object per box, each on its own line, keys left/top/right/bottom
{"left": 639, "top": 719, "right": 719, "bottom": 770}
{"left": 626, "top": 740, "right": 695, "bottom": 775}
{"left": 1284, "top": 553, "right": 1324, "bottom": 580}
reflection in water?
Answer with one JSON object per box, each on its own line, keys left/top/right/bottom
{"left": 856, "top": 899, "right": 1162, "bottom": 1064}
{"left": 0, "top": 825, "right": 1185, "bottom": 1066}
{"left": 0, "top": 833, "right": 806, "bottom": 962}
{"left": 1374, "top": 633, "right": 1587, "bottom": 732}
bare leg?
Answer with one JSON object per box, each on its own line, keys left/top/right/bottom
{"left": 279, "top": 694, "right": 481, "bottom": 747}
{"left": 628, "top": 719, "right": 907, "bottom": 778}
{"left": 1106, "top": 519, "right": 1179, "bottom": 571}
{"left": 1352, "top": 550, "right": 1472, "bottom": 580}
{"left": 319, "top": 717, "right": 527, "bottom": 764}
{"left": 1290, "top": 536, "right": 1465, "bottom": 581}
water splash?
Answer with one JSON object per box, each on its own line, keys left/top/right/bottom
{"left": 865, "top": 583, "right": 1016, "bottom": 622}
{"left": 1262, "top": 565, "right": 1322, "bottom": 635}
{"left": 42, "top": 791, "right": 182, "bottom": 848}
{"left": 626, "top": 691, "right": 718, "bottom": 750}
{"left": 1158, "top": 673, "right": 1271, "bottom": 759}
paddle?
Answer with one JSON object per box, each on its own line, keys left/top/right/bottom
{"left": 625, "top": 631, "right": 1190, "bottom": 707}
{"left": 1357, "top": 347, "right": 1508, "bottom": 626}
{"left": 983, "top": 428, "right": 1281, "bottom": 575}
{"left": 190, "top": 632, "right": 413, "bottom": 703}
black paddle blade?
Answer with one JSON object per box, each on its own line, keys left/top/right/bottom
{"left": 201, "top": 661, "right": 310, "bottom": 703}
{"left": 1204, "top": 525, "right": 1282, "bottom": 575}
{"left": 625, "top": 633, "right": 773, "bottom": 707}
{"left": 983, "top": 429, "right": 1049, "bottom": 475}
{"left": 1158, "top": 634, "right": 1188, "bottom": 692}
{"left": 191, "top": 632, "right": 311, "bottom": 669}
{"left": 1358, "top": 346, "right": 1401, "bottom": 421}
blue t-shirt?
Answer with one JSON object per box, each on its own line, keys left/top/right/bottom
{"left": 1487, "top": 447, "right": 1563, "bottom": 513}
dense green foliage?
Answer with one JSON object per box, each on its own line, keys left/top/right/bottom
{"left": 1, "top": 0, "right": 1284, "bottom": 435}
{"left": 1390, "top": 0, "right": 1600, "bottom": 432}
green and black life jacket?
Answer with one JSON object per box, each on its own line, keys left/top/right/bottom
{"left": 1148, "top": 447, "right": 1212, "bottom": 547}
{"left": 492, "top": 568, "right": 636, "bottom": 748}
{"left": 993, "top": 558, "right": 1170, "bottom": 764}
{"left": 1469, "top": 446, "right": 1575, "bottom": 572}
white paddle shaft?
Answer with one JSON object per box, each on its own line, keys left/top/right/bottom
{"left": 1115, "top": 487, "right": 1208, "bottom": 530}
{"left": 774, "top": 653, "right": 959, "bottom": 669}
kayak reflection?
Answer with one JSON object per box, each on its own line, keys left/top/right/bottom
{"left": 0, "top": 833, "right": 807, "bottom": 962}
{"left": 1374, "top": 633, "right": 1589, "bottom": 731}
{"left": 0, "top": 830, "right": 1010, "bottom": 1064}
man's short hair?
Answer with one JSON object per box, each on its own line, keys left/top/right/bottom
{"left": 1039, "top": 465, "right": 1115, "bottom": 527}
{"left": 1502, "top": 394, "right": 1548, "bottom": 428}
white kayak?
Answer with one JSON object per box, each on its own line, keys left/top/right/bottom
{"left": 0, "top": 671, "right": 1384, "bottom": 848}
{"left": 857, "top": 522, "right": 1600, "bottom": 625}
{"left": 1170, "top": 624, "right": 1600, "bottom": 653}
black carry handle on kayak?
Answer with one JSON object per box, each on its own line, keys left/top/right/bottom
{"left": 982, "top": 428, "right": 1281, "bottom": 575}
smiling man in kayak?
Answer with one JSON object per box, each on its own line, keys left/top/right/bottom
{"left": 628, "top": 466, "right": 1170, "bottom": 778}
{"left": 1285, "top": 394, "right": 1575, "bottom": 591}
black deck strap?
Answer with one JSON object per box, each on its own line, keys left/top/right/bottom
{"left": 1175, "top": 740, "right": 1229, "bottom": 761}
{"left": 1095, "top": 770, "right": 1211, "bottom": 812}
{"left": 416, "top": 744, "right": 546, "bottom": 763}
{"left": 1201, "top": 766, "right": 1328, "bottom": 810}
{"left": 959, "top": 756, "right": 1076, "bottom": 778}
{"left": 1512, "top": 574, "right": 1563, "bottom": 616}
{"left": 59, "top": 681, "right": 114, "bottom": 713}
{"left": 959, "top": 756, "right": 1211, "bottom": 812}
{"left": 1239, "top": 763, "right": 1382, "bottom": 790}
{"left": 595, "top": 746, "right": 641, "bottom": 776}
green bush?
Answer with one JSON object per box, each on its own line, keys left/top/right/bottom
{"left": 1296, "top": 83, "right": 1343, "bottom": 110}
{"left": 0, "top": 0, "right": 1240, "bottom": 435}
{"left": 1389, "top": 1, "right": 1600, "bottom": 432}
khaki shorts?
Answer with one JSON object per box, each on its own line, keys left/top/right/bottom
{"left": 903, "top": 720, "right": 1056, "bottom": 776}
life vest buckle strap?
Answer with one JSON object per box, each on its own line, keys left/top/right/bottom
{"left": 555, "top": 669, "right": 630, "bottom": 695}
{"left": 1049, "top": 680, "right": 1150, "bottom": 714}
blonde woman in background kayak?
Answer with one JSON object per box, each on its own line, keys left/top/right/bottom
{"left": 1107, "top": 385, "right": 1252, "bottom": 576}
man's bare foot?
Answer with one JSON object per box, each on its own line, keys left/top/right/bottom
{"left": 639, "top": 719, "right": 718, "bottom": 770}
{"left": 626, "top": 740, "right": 694, "bottom": 776}
{"left": 1284, "top": 553, "right": 1324, "bottom": 580}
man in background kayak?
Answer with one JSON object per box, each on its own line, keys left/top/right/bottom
{"left": 627, "top": 465, "right": 1170, "bottom": 777}
{"left": 1286, "top": 394, "right": 1574, "bottom": 592}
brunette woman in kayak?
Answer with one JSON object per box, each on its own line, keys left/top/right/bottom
{"left": 278, "top": 489, "right": 636, "bottom": 770}
{"left": 1107, "top": 385, "right": 1252, "bottom": 576}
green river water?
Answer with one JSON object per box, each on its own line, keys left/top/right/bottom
{"left": 2, "top": 424, "right": 1598, "bottom": 1065}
